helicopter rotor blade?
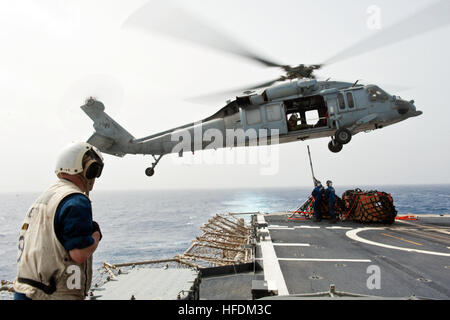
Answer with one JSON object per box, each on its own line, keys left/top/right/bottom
{"left": 123, "top": 1, "right": 284, "bottom": 69}
{"left": 187, "top": 77, "right": 283, "bottom": 104}
{"left": 244, "top": 77, "right": 284, "bottom": 90}
{"left": 323, "top": 0, "right": 450, "bottom": 66}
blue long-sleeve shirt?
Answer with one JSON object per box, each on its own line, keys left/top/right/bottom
{"left": 325, "top": 187, "right": 336, "bottom": 203}
{"left": 54, "top": 193, "right": 95, "bottom": 251}
{"left": 312, "top": 186, "right": 324, "bottom": 203}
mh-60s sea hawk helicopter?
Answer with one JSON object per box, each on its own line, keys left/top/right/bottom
{"left": 82, "top": 80, "right": 421, "bottom": 176}
{"left": 80, "top": 1, "right": 449, "bottom": 177}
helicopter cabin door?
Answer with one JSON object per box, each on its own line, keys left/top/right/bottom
{"left": 240, "top": 102, "right": 288, "bottom": 136}
{"left": 323, "top": 90, "right": 339, "bottom": 128}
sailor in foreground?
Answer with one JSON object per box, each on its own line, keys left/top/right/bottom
{"left": 13, "top": 142, "right": 104, "bottom": 300}
{"left": 325, "top": 180, "right": 337, "bottom": 223}
{"left": 311, "top": 179, "right": 324, "bottom": 222}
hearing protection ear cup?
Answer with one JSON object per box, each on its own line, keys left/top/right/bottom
{"left": 84, "top": 160, "right": 102, "bottom": 180}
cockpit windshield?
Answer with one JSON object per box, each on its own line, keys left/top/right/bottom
{"left": 367, "top": 86, "right": 388, "bottom": 102}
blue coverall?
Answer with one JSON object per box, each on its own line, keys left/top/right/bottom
{"left": 325, "top": 186, "right": 337, "bottom": 220}
{"left": 312, "top": 185, "right": 324, "bottom": 220}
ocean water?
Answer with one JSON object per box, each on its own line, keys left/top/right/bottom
{"left": 1, "top": 185, "right": 449, "bottom": 282}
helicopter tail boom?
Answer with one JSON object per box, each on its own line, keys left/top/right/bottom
{"left": 81, "top": 99, "right": 134, "bottom": 157}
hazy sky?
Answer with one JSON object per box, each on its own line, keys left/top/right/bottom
{"left": 0, "top": 0, "right": 449, "bottom": 192}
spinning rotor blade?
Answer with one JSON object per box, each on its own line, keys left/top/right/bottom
{"left": 244, "top": 77, "right": 284, "bottom": 90}
{"left": 187, "top": 77, "right": 283, "bottom": 104}
{"left": 123, "top": 1, "right": 284, "bottom": 68}
{"left": 324, "top": 0, "right": 450, "bottom": 66}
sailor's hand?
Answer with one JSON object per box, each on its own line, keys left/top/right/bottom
{"left": 92, "top": 221, "right": 102, "bottom": 241}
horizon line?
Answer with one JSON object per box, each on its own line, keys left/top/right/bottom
{"left": 2, "top": 182, "right": 450, "bottom": 194}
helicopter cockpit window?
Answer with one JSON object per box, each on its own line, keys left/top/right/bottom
{"left": 225, "top": 105, "right": 239, "bottom": 116}
{"left": 337, "top": 93, "right": 345, "bottom": 110}
{"left": 367, "top": 86, "right": 388, "bottom": 102}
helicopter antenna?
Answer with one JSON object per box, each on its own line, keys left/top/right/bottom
{"left": 352, "top": 80, "right": 359, "bottom": 87}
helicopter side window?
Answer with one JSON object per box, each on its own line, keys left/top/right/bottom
{"left": 246, "top": 108, "right": 262, "bottom": 125}
{"left": 367, "top": 86, "right": 388, "bottom": 102}
{"left": 338, "top": 93, "right": 345, "bottom": 110}
{"left": 346, "top": 92, "right": 354, "bottom": 108}
{"left": 266, "top": 104, "right": 282, "bottom": 122}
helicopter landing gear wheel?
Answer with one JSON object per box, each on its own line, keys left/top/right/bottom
{"left": 335, "top": 128, "right": 352, "bottom": 145}
{"left": 145, "top": 155, "right": 163, "bottom": 177}
{"left": 145, "top": 167, "right": 155, "bottom": 177}
{"left": 328, "top": 140, "right": 343, "bottom": 153}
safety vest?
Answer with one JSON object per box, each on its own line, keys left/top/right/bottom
{"left": 13, "top": 179, "right": 93, "bottom": 300}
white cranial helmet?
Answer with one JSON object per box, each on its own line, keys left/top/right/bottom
{"left": 55, "top": 142, "right": 104, "bottom": 177}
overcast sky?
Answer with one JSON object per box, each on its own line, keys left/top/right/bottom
{"left": 0, "top": 0, "right": 449, "bottom": 193}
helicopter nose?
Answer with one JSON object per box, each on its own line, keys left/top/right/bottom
{"left": 411, "top": 109, "right": 423, "bottom": 117}
{"left": 394, "top": 99, "right": 411, "bottom": 115}
{"left": 393, "top": 99, "right": 422, "bottom": 117}
{"left": 406, "top": 100, "right": 423, "bottom": 117}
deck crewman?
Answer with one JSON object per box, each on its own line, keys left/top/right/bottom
{"left": 14, "top": 142, "right": 104, "bottom": 300}
{"left": 312, "top": 179, "right": 324, "bottom": 222}
{"left": 325, "top": 180, "right": 337, "bottom": 223}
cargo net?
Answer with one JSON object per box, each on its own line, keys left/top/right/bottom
{"left": 341, "top": 189, "right": 397, "bottom": 224}
{"left": 291, "top": 189, "right": 397, "bottom": 224}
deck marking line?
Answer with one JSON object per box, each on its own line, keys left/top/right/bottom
{"left": 435, "top": 229, "right": 450, "bottom": 235}
{"left": 325, "top": 226, "right": 353, "bottom": 230}
{"left": 346, "top": 227, "right": 450, "bottom": 257}
{"left": 258, "top": 214, "right": 290, "bottom": 296}
{"left": 382, "top": 233, "right": 423, "bottom": 246}
{"left": 268, "top": 227, "right": 294, "bottom": 230}
{"left": 272, "top": 243, "right": 310, "bottom": 247}
{"left": 294, "top": 226, "right": 321, "bottom": 229}
{"left": 392, "top": 228, "right": 418, "bottom": 231}
{"left": 396, "top": 220, "right": 450, "bottom": 235}
{"left": 278, "top": 258, "right": 371, "bottom": 262}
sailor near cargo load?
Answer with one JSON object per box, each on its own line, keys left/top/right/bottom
{"left": 311, "top": 179, "right": 337, "bottom": 223}
{"left": 14, "top": 142, "right": 104, "bottom": 300}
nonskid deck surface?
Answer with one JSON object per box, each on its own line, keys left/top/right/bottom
{"left": 256, "top": 214, "right": 450, "bottom": 299}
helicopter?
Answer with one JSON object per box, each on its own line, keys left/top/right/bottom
{"left": 81, "top": 1, "right": 449, "bottom": 177}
